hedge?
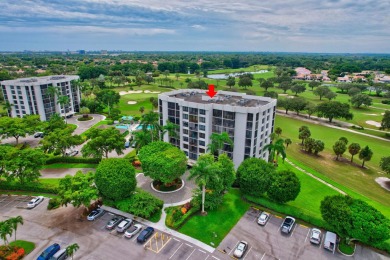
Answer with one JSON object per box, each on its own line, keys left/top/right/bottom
{"left": 0, "top": 181, "right": 58, "bottom": 194}
{"left": 45, "top": 156, "right": 101, "bottom": 165}
{"left": 165, "top": 204, "right": 200, "bottom": 230}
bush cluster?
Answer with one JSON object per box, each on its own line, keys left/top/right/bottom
{"left": 47, "top": 197, "right": 61, "bottom": 210}
{"left": 0, "top": 245, "right": 25, "bottom": 260}
{"left": 45, "top": 157, "right": 101, "bottom": 164}
{"left": 381, "top": 100, "right": 390, "bottom": 105}
{"left": 115, "top": 189, "right": 163, "bottom": 219}
{"left": 165, "top": 201, "right": 200, "bottom": 230}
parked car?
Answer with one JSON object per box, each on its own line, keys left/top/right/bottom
{"left": 34, "top": 132, "right": 44, "bottom": 138}
{"left": 131, "top": 141, "right": 137, "bottom": 148}
{"left": 106, "top": 216, "right": 124, "bottom": 230}
{"left": 124, "top": 141, "right": 130, "bottom": 148}
{"left": 49, "top": 248, "right": 67, "bottom": 260}
{"left": 233, "top": 241, "right": 248, "bottom": 258}
{"left": 257, "top": 212, "right": 270, "bottom": 226}
{"left": 87, "top": 208, "right": 104, "bottom": 221}
{"left": 65, "top": 150, "right": 78, "bottom": 156}
{"left": 116, "top": 218, "right": 133, "bottom": 233}
{"left": 27, "top": 196, "right": 44, "bottom": 208}
{"left": 323, "top": 231, "right": 337, "bottom": 252}
{"left": 37, "top": 243, "right": 60, "bottom": 260}
{"left": 281, "top": 216, "right": 295, "bottom": 234}
{"left": 137, "top": 226, "right": 154, "bottom": 243}
{"left": 310, "top": 228, "right": 322, "bottom": 245}
{"left": 124, "top": 224, "right": 143, "bottom": 238}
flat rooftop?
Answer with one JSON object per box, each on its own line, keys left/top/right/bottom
{"left": 163, "top": 89, "right": 272, "bottom": 108}
{"left": 1, "top": 75, "right": 79, "bottom": 85}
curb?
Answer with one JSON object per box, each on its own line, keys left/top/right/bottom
{"left": 150, "top": 179, "right": 185, "bottom": 194}
{"left": 337, "top": 243, "right": 356, "bottom": 257}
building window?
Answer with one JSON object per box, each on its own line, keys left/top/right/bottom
{"left": 199, "top": 117, "right": 205, "bottom": 123}
{"left": 200, "top": 109, "right": 206, "bottom": 115}
{"left": 199, "top": 140, "right": 205, "bottom": 146}
{"left": 199, "top": 133, "right": 205, "bottom": 139}
{"left": 183, "top": 136, "right": 188, "bottom": 142}
{"left": 183, "top": 106, "right": 188, "bottom": 112}
{"left": 183, "top": 129, "right": 189, "bottom": 135}
{"left": 183, "top": 114, "right": 188, "bottom": 119}
{"left": 199, "top": 125, "right": 205, "bottom": 131}
{"left": 199, "top": 148, "right": 205, "bottom": 153}
{"left": 213, "top": 109, "right": 222, "bottom": 117}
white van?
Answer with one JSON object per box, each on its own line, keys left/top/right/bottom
{"left": 50, "top": 248, "right": 68, "bottom": 260}
{"left": 323, "top": 231, "right": 337, "bottom": 253}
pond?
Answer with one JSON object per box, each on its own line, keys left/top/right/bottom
{"left": 207, "top": 70, "right": 269, "bottom": 80}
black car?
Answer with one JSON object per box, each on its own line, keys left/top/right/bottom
{"left": 34, "top": 132, "right": 44, "bottom": 138}
{"left": 137, "top": 226, "right": 154, "bottom": 243}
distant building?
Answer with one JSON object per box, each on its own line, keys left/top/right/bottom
{"left": 1, "top": 75, "right": 81, "bottom": 121}
{"left": 78, "top": 50, "right": 86, "bottom": 55}
{"left": 158, "top": 89, "right": 277, "bottom": 167}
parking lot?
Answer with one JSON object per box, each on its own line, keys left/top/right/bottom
{"left": 0, "top": 195, "right": 226, "bottom": 260}
{"left": 215, "top": 207, "right": 388, "bottom": 260}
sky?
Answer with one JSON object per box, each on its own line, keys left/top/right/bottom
{"left": 0, "top": 0, "right": 389, "bottom": 53}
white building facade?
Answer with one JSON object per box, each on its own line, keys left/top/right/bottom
{"left": 1, "top": 75, "right": 81, "bottom": 121}
{"left": 158, "top": 89, "right": 277, "bottom": 167}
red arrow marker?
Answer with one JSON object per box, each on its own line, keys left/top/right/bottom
{"left": 206, "top": 84, "right": 217, "bottom": 98}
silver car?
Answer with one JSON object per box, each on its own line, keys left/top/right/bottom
{"left": 310, "top": 228, "right": 322, "bottom": 245}
{"left": 124, "top": 224, "right": 143, "bottom": 238}
{"left": 116, "top": 218, "right": 133, "bottom": 233}
{"left": 106, "top": 216, "right": 124, "bottom": 230}
{"left": 27, "top": 196, "right": 44, "bottom": 208}
{"left": 233, "top": 241, "right": 248, "bottom": 258}
{"left": 87, "top": 208, "right": 104, "bottom": 221}
{"left": 257, "top": 212, "right": 270, "bottom": 226}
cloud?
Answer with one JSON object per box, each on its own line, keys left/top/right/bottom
{"left": 191, "top": 25, "right": 206, "bottom": 31}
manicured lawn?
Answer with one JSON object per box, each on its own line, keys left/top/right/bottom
{"left": 275, "top": 115, "right": 390, "bottom": 214}
{"left": 80, "top": 120, "right": 109, "bottom": 139}
{"left": 245, "top": 162, "right": 340, "bottom": 227}
{"left": 9, "top": 240, "right": 35, "bottom": 255}
{"left": 339, "top": 240, "right": 355, "bottom": 255}
{"left": 42, "top": 163, "right": 98, "bottom": 169}
{"left": 178, "top": 189, "right": 250, "bottom": 247}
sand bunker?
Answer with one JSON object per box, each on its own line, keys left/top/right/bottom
{"left": 363, "top": 113, "right": 377, "bottom": 116}
{"left": 119, "top": 90, "right": 143, "bottom": 95}
{"left": 366, "top": 120, "right": 381, "bottom": 127}
{"left": 375, "top": 177, "right": 390, "bottom": 191}
{"left": 144, "top": 90, "right": 161, "bottom": 94}
{"left": 127, "top": 101, "right": 137, "bottom": 105}
{"left": 279, "top": 94, "right": 288, "bottom": 96}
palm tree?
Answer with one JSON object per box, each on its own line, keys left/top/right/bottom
{"left": 284, "top": 138, "right": 292, "bottom": 148}
{"left": 264, "top": 138, "right": 286, "bottom": 164}
{"left": 0, "top": 221, "right": 13, "bottom": 246}
{"left": 8, "top": 216, "right": 23, "bottom": 241}
{"left": 132, "top": 130, "right": 152, "bottom": 151}
{"left": 2, "top": 101, "right": 14, "bottom": 116}
{"left": 140, "top": 111, "right": 161, "bottom": 142}
{"left": 66, "top": 243, "right": 80, "bottom": 260}
{"left": 207, "top": 132, "right": 234, "bottom": 158}
{"left": 161, "top": 120, "right": 179, "bottom": 140}
{"left": 188, "top": 154, "right": 219, "bottom": 215}
{"left": 57, "top": 95, "right": 70, "bottom": 124}
{"left": 47, "top": 86, "right": 59, "bottom": 104}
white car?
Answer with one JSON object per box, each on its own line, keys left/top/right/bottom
{"left": 310, "top": 228, "right": 322, "bottom": 245}
{"left": 27, "top": 196, "right": 44, "bottom": 208}
{"left": 257, "top": 212, "right": 270, "bottom": 226}
{"left": 124, "top": 224, "right": 143, "bottom": 238}
{"left": 116, "top": 218, "right": 133, "bottom": 233}
{"left": 233, "top": 241, "right": 248, "bottom": 258}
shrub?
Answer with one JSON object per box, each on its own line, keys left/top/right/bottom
{"left": 115, "top": 189, "right": 163, "bottom": 219}
{"left": 0, "top": 181, "right": 58, "bottom": 194}
{"left": 47, "top": 197, "right": 61, "bottom": 210}
{"left": 132, "top": 160, "right": 141, "bottom": 167}
{"left": 0, "top": 246, "right": 25, "bottom": 260}
{"left": 165, "top": 203, "right": 200, "bottom": 230}
{"left": 381, "top": 100, "right": 390, "bottom": 105}
{"left": 77, "top": 116, "right": 93, "bottom": 121}
{"left": 45, "top": 157, "right": 101, "bottom": 165}
{"left": 181, "top": 207, "right": 187, "bottom": 214}
{"left": 106, "top": 120, "right": 114, "bottom": 125}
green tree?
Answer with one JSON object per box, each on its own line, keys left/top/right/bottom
{"left": 5, "top": 148, "right": 46, "bottom": 184}
{"left": 226, "top": 76, "right": 235, "bottom": 88}
{"left": 333, "top": 140, "right": 347, "bottom": 160}
{"left": 237, "top": 158, "right": 275, "bottom": 197}
{"left": 339, "top": 137, "right": 348, "bottom": 145}
{"left": 207, "top": 132, "right": 234, "bottom": 158}
{"left": 260, "top": 79, "right": 274, "bottom": 91}
{"left": 57, "top": 95, "right": 70, "bottom": 124}
{"left": 161, "top": 120, "right": 179, "bottom": 140}
{"left": 290, "top": 84, "right": 306, "bottom": 96}
{"left": 132, "top": 130, "right": 152, "bottom": 151}
{"left": 325, "top": 91, "right": 337, "bottom": 101}
{"left": 0, "top": 221, "right": 13, "bottom": 246}
{"left": 380, "top": 111, "right": 390, "bottom": 130}
{"left": 277, "top": 81, "right": 291, "bottom": 93}
{"left": 316, "top": 101, "right": 353, "bottom": 123}
{"left": 267, "top": 170, "right": 300, "bottom": 203}
{"left": 44, "top": 113, "right": 66, "bottom": 133}
{"left": 81, "top": 127, "right": 125, "bottom": 159}
{"left": 313, "top": 86, "right": 331, "bottom": 100}
{"left": 58, "top": 171, "right": 98, "bottom": 208}
{"left": 290, "top": 97, "right": 308, "bottom": 115}
{"left": 348, "top": 143, "right": 361, "bottom": 163}
{"left": 348, "top": 87, "right": 361, "bottom": 96}
{"left": 284, "top": 138, "right": 292, "bottom": 148}
{"left": 216, "top": 153, "right": 235, "bottom": 191}
{"left": 140, "top": 111, "right": 161, "bottom": 142}
{"left": 40, "top": 128, "right": 82, "bottom": 156}
{"left": 138, "top": 141, "right": 187, "bottom": 184}
{"left": 189, "top": 154, "right": 221, "bottom": 214}
{"left": 0, "top": 115, "right": 41, "bottom": 145}
{"left": 66, "top": 243, "right": 80, "bottom": 260}
{"left": 139, "top": 106, "right": 145, "bottom": 114}
{"left": 238, "top": 76, "right": 252, "bottom": 89}
{"left": 308, "top": 80, "right": 321, "bottom": 91}
{"left": 313, "top": 140, "right": 325, "bottom": 155}
{"left": 96, "top": 89, "right": 120, "bottom": 116}
{"left": 379, "top": 156, "right": 390, "bottom": 174}
{"left": 305, "top": 103, "right": 317, "bottom": 119}
{"left": 275, "top": 127, "right": 282, "bottom": 137}
{"left": 359, "top": 146, "right": 373, "bottom": 168}
{"left": 350, "top": 94, "right": 373, "bottom": 108}
{"left": 8, "top": 216, "right": 23, "bottom": 242}
{"left": 264, "top": 138, "right": 286, "bottom": 163}
{"left": 2, "top": 101, "right": 14, "bottom": 115}
{"left": 298, "top": 126, "right": 311, "bottom": 145}
{"left": 95, "top": 159, "right": 136, "bottom": 201}
{"left": 303, "top": 138, "right": 316, "bottom": 153}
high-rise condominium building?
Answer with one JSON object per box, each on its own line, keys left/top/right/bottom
{"left": 158, "top": 89, "right": 277, "bottom": 167}
{"left": 1, "top": 75, "right": 81, "bottom": 121}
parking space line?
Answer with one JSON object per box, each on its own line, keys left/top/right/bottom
{"left": 169, "top": 243, "right": 183, "bottom": 259}
{"left": 205, "top": 255, "right": 209, "bottom": 260}
{"left": 242, "top": 246, "right": 252, "bottom": 260}
{"left": 198, "top": 249, "right": 206, "bottom": 254}
{"left": 211, "top": 256, "right": 220, "bottom": 260}
{"left": 260, "top": 253, "right": 266, "bottom": 260}
{"left": 228, "top": 241, "right": 239, "bottom": 255}
{"left": 290, "top": 224, "right": 297, "bottom": 237}
{"left": 131, "top": 234, "right": 139, "bottom": 242}
{"left": 185, "top": 243, "right": 193, "bottom": 248}
{"left": 274, "top": 215, "right": 282, "bottom": 219}
{"left": 173, "top": 238, "right": 180, "bottom": 242}
{"left": 304, "top": 228, "right": 311, "bottom": 243}
{"left": 186, "top": 249, "right": 196, "bottom": 260}
{"left": 300, "top": 224, "right": 309, "bottom": 229}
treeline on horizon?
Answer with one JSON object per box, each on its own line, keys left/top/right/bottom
{"left": 1, "top": 52, "right": 390, "bottom": 81}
